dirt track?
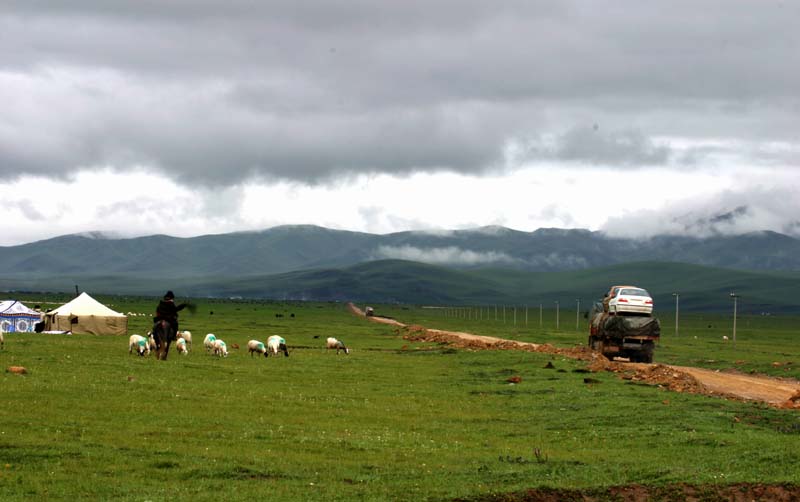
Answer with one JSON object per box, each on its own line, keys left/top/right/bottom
{"left": 349, "top": 303, "right": 800, "bottom": 409}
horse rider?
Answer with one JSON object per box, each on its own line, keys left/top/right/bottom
{"left": 154, "top": 290, "right": 187, "bottom": 337}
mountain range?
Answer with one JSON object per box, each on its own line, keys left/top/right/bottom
{"left": 1, "top": 225, "right": 798, "bottom": 311}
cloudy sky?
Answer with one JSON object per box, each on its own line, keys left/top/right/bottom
{"left": 2, "top": 1, "right": 799, "bottom": 246}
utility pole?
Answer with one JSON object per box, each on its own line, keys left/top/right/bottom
{"left": 539, "top": 303, "right": 542, "bottom": 328}
{"left": 730, "top": 292, "right": 739, "bottom": 348}
{"left": 575, "top": 298, "right": 580, "bottom": 330}
{"left": 672, "top": 293, "right": 679, "bottom": 337}
{"left": 555, "top": 301, "right": 560, "bottom": 330}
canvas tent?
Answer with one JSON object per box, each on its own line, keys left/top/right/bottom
{"left": 0, "top": 300, "right": 43, "bottom": 333}
{"left": 44, "top": 292, "right": 127, "bottom": 335}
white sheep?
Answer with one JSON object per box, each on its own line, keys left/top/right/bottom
{"left": 247, "top": 339, "right": 268, "bottom": 357}
{"left": 178, "top": 330, "right": 192, "bottom": 346}
{"left": 213, "top": 339, "right": 228, "bottom": 357}
{"left": 204, "top": 333, "right": 217, "bottom": 353}
{"left": 723, "top": 335, "right": 729, "bottom": 341}
{"left": 129, "top": 334, "right": 150, "bottom": 356}
{"left": 326, "top": 337, "right": 349, "bottom": 355}
{"left": 176, "top": 337, "right": 189, "bottom": 355}
{"left": 267, "top": 335, "right": 289, "bottom": 357}
{"left": 146, "top": 331, "right": 157, "bottom": 351}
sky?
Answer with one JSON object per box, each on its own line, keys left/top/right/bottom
{"left": 2, "top": 1, "right": 799, "bottom": 246}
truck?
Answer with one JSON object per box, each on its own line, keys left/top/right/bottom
{"left": 588, "top": 301, "right": 660, "bottom": 363}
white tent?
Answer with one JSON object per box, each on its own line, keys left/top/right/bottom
{"left": 44, "top": 292, "right": 128, "bottom": 335}
{"left": 0, "top": 300, "right": 43, "bottom": 333}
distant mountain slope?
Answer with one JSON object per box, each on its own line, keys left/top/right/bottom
{"left": 3, "top": 260, "right": 798, "bottom": 313}
{"left": 1, "top": 225, "right": 799, "bottom": 280}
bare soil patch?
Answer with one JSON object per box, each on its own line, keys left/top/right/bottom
{"left": 454, "top": 482, "right": 800, "bottom": 502}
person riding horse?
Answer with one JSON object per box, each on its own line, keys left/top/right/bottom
{"left": 154, "top": 290, "right": 187, "bottom": 338}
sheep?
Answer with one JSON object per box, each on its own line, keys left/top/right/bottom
{"left": 204, "top": 333, "right": 217, "bottom": 353}
{"left": 247, "top": 339, "right": 268, "bottom": 357}
{"left": 267, "top": 335, "right": 289, "bottom": 357}
{"left": 213, "top": 339, "right": 228, "bottom": 357}
{"left": 723, "top": 335, "right": 729, "bottom": 341}
{"left": 147, "top": 331, "right": 157, "bottom": 351}
{"left": 176, "top": 337, "right": 189, "bottom": 355}
{"left": 177, "top": 330, "right": 192, "bottom": 346}
{"left": 129, "top": 334, "right": 150, "bottom": 357}
{"left": 326, "top": 337, "right": 350, "bottom": 355}
{"left": 0, "top": 331, "right": 4, "bottom": 349}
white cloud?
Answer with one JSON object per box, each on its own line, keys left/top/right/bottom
{"left": 1, "top": 163, "right": 799, "bottom": 246}
{"left": 372, "top": 245, "right": 517, "bottom": 266}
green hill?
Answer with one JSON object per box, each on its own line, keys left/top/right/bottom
{"left": 3, "top": 260, "right": 798, "bottom": 313}
{"left": 2, "top": 225, "right": 800, "bottom": 280}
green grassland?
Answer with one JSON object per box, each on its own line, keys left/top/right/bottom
{"left": 1, "top": 298, "right": 799, "bottom": 501}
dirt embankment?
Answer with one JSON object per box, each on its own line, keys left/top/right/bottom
{"left": 456, "top": 482, "right": 800, "bottom": 502}
{"left": 348, "top": 303, "right": 800, "bottom": 409}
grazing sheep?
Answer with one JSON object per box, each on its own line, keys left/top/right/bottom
{"left": 213, "top": 339, "right": 228, "bottom": 357}
{"left": 326, "top": 337, "right": 349, "bottom": 355}
{"left": 267, "top": 335, "right": 289, "bottom": 357}
{"left": 247, "top": 339, "right": 268, "bottom": 357}
{"left": 723, "top": 335, "right": 729, "bottom": 341}
{"left": 177, "top": 330, "right": 192, "bottom": 346}
{"left": 176, "top": 337, "right": 188, "bottom": 355}
{"left": 204, "top": 333, "right": 217, "bottom": 353}
{"left": 129, "top": 334, "right": 150, "bottom": 356}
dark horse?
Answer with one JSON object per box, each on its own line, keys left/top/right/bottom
{"left": 152, "top": 319, "right": 176, "bottom": 360}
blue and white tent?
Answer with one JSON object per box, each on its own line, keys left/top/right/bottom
{"left": 0, "top": 300, "right": 42, "bottom": 333}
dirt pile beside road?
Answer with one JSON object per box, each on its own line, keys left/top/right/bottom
{"left": 402, "top": 324, "right": 708, "bottom": 395}
{"left": 403, "top": 324, "right": 595, "bottom": 361}
{"left": 455, "top": 482, "right": 800, "bottom": 502}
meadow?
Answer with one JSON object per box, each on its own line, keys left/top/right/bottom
{"left": 1, "top": 297, "right": 799, "bottom": 501}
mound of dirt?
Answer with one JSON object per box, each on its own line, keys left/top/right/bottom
{"left": 780, "top": 390, "right": 800, "bottom": 410}
{"left": 401, "top": 325, "right": 710, "bottom": 396}
{"left": 455, "top": 482, "right": 800, "bottom": 502}
{"left": 617, "top": 364, "right": 709, "bottom": 395}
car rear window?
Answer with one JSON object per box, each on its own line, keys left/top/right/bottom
{"left": 620, "top": 288, "right": 649, "bottom": 297}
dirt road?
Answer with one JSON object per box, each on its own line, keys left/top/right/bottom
{"left": 349, "top": 303, "right": 800, "bottom": 409}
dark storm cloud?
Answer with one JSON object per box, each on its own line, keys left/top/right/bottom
{"left": 1, "top": 1, "right": 799, "bottom": 185}
{"left": 526, "top": 126, "right": 673, "bottom": 166}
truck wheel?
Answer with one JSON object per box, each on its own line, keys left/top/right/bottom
{"left": 640, "top": 342, "right": 655, "bottom": 363}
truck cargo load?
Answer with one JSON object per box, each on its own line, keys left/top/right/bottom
{"left": 588, "top": 299, "right": 660, "bottom": 363}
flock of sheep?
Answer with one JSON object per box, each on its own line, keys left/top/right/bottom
{"left": 128, "top": 330, "right": 350, "bottom": 358}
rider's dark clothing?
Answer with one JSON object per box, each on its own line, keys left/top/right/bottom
{"left": 154, "top": 298, "right": 186, "bottom": 334}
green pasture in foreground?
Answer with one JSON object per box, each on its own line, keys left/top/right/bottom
{"left": 1, "top": 298, "right": 799, "bottom": 501}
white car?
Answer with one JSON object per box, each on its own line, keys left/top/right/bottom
{"left": 608, "top": 286, "right": 653, "bottom": 315}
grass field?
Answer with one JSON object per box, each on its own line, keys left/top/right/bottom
{"left": 1, "top": 297, "right": 799, "bottom": 501}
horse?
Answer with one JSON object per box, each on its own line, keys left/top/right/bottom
{"left": 151, "top": 319, "right": 177, "bottom": 360}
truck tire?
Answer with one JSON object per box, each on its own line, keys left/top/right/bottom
{"left": 639, "top": 342, "right": 655, "bottom": 363}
